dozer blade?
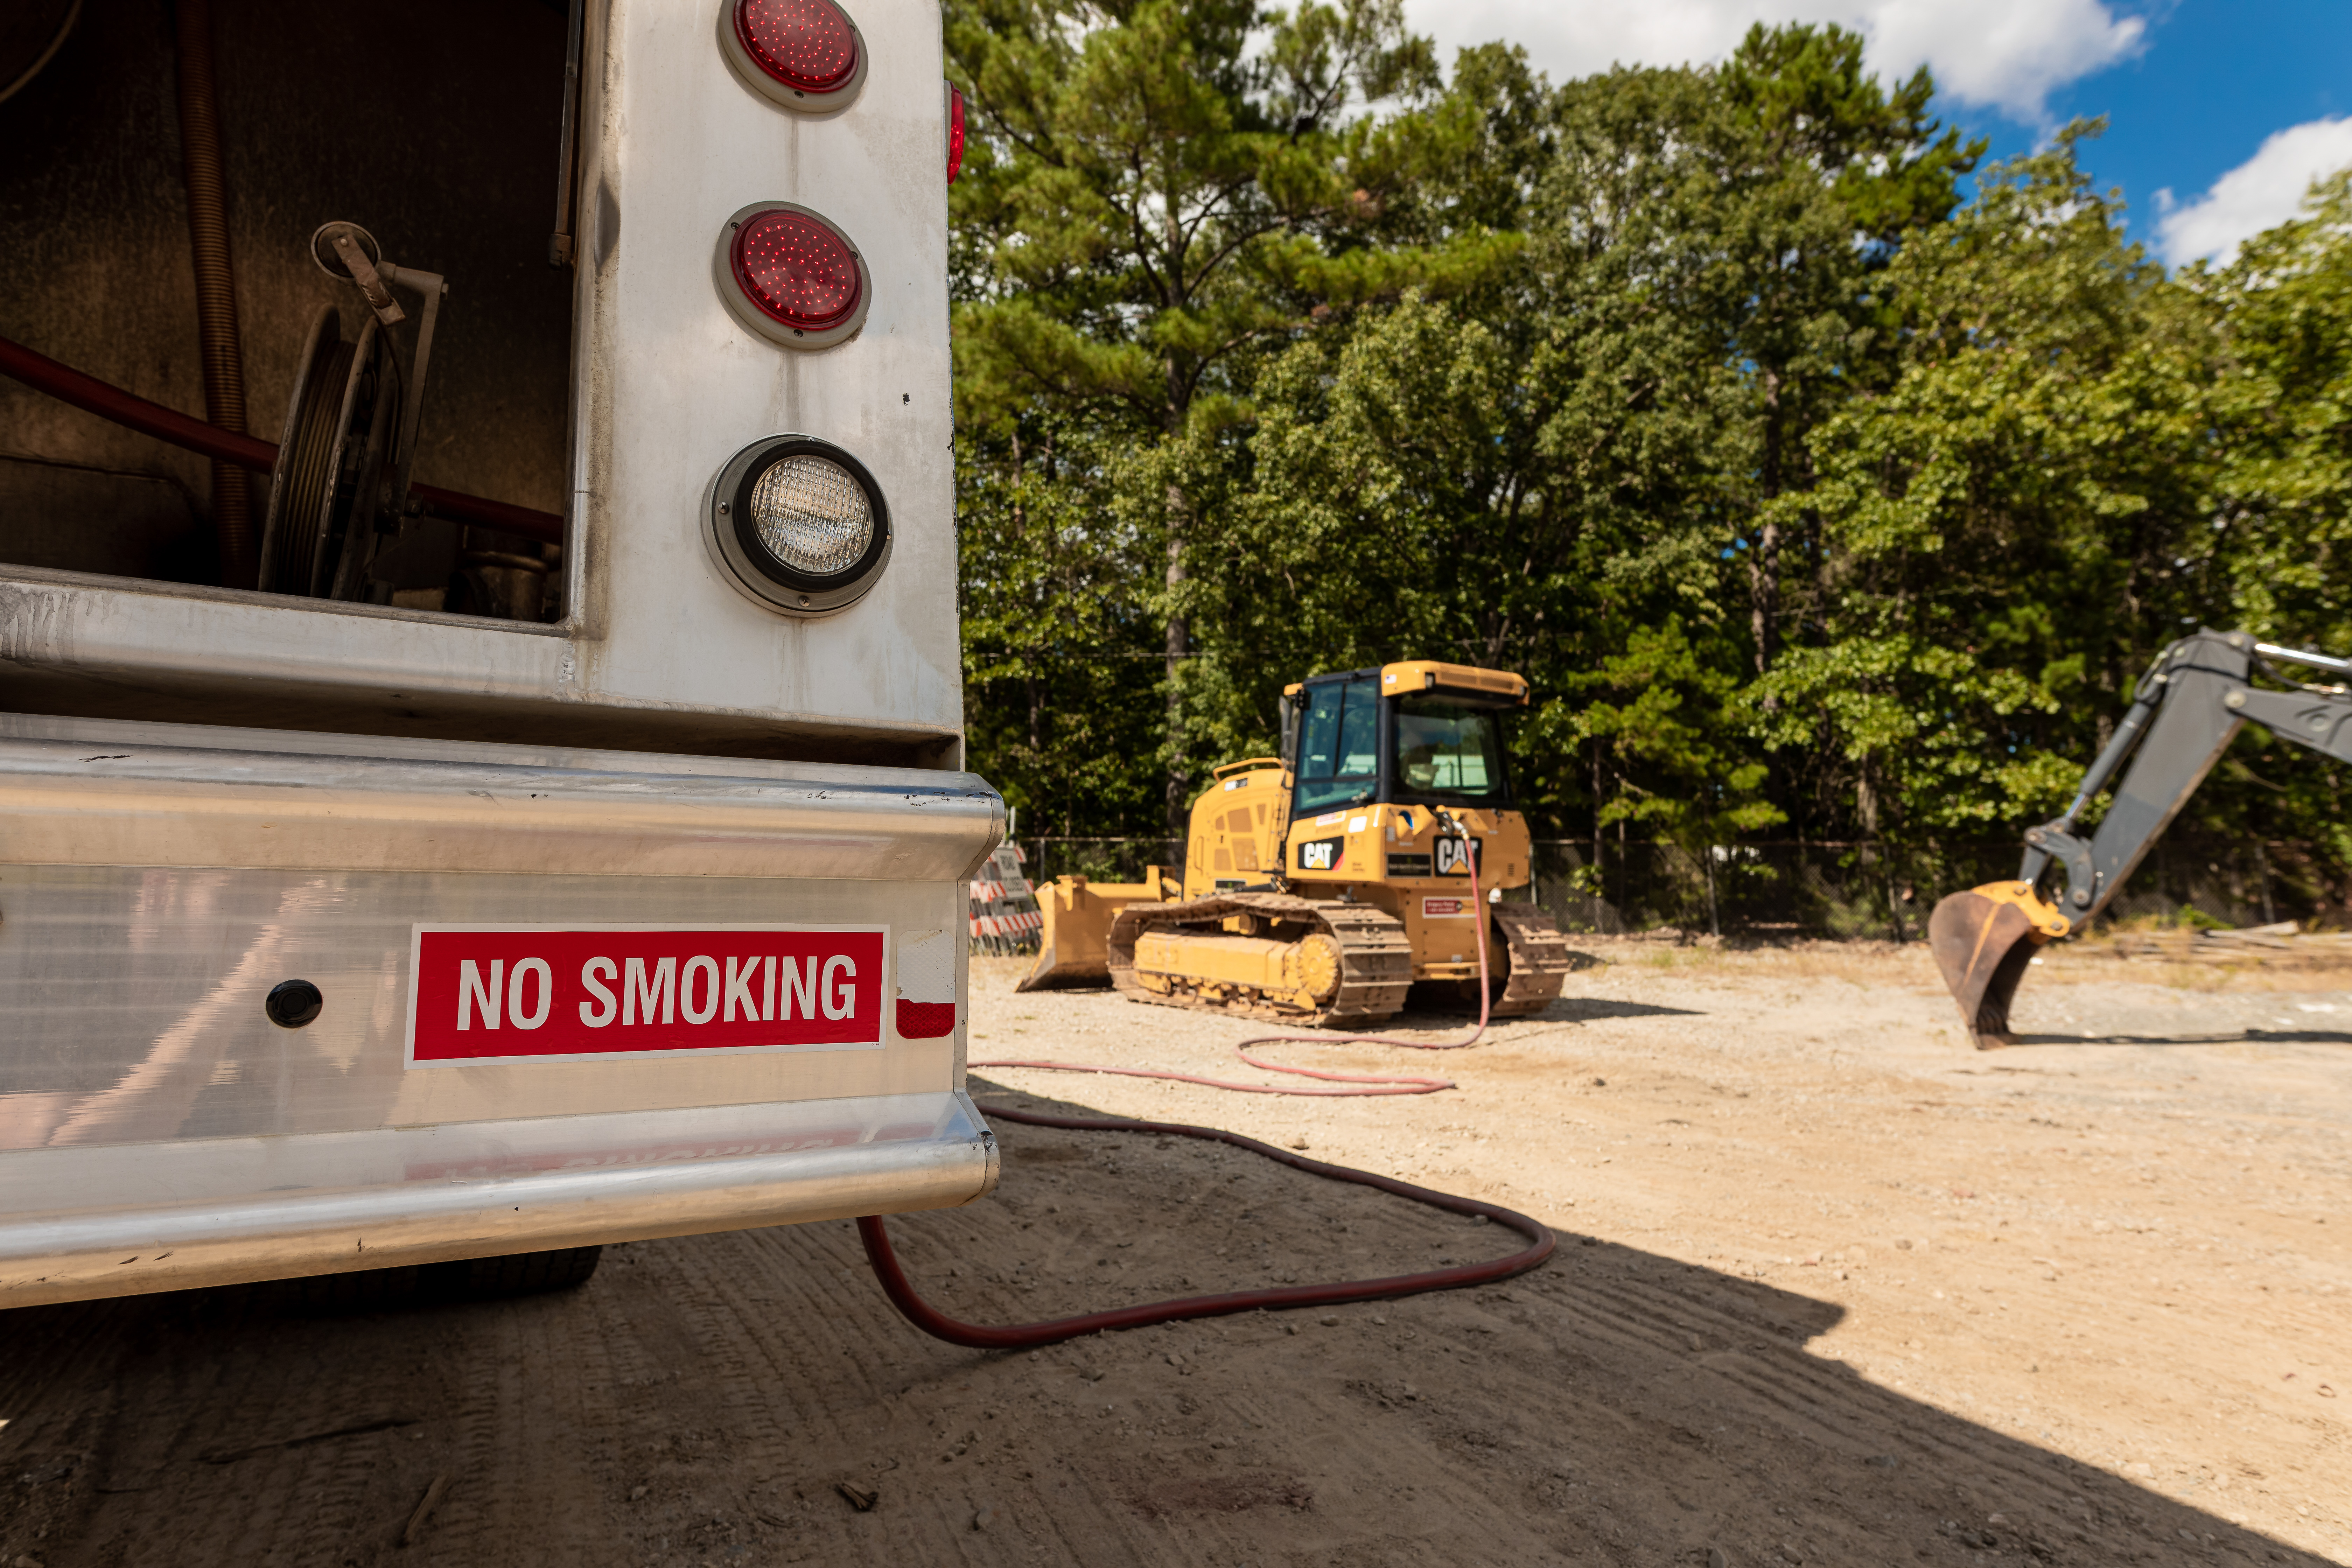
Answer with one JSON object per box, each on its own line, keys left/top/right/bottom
{"left": 1016, "top": 873, "right": 1174, "bottom": 992}
{"left": 1927, "top": 883, "right": 2068, "bottom": 1049}
{"left": 1015, "top": 938, "right": 1096, "bottom": 992}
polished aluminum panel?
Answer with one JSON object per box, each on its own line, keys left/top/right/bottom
{"left": 0, "top": 862, "right": 973, "bottom": 1151}
{"left": 0, "top": 1091, "right": 996, "bottom": 1307}
{"left": 0, "top": 715, "right": 997, "bottom": 1305}
{"left": 0, "top": 713, "right": 1003, "bottom": 879}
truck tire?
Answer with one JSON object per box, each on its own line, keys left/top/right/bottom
{"left": 432, "top": 1245, "right": 604, "bottom": 1299}
{"left": 290, "top": 1246, "right": 602, "bottom": 1311}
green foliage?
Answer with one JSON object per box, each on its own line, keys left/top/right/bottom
{"left": 949, "top": 0, "right": 1512, "bottom": 828}
{"left": 2202, "top": 172, "right": 2352, "bottom": 651}
{"left": 953, "top": 9, "right": 2352, "bottom": 912}
{"left": 1752, "top": 133, "right": 2215, "bottom": 841}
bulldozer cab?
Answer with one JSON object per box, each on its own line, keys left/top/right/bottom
{"left": 1281, "top": 662, "right": 1527, "bottom": 819}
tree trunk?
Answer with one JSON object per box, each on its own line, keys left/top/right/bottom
{"left": 1749, "top": 369, "right": 1783, "bottom": 680}
{"left": 1008, "top": 427, "right": 1025, "bottom": 537}
{"left": 1164, "top": 479, "right": 1190, "bottom": 839}
{"left": 1748, "top": 517, "right": 1780, "bottom": 678}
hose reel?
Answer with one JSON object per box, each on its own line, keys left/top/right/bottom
{"left": 260, "top": 307, "right": 387, "bottom": 596}
{"left": 255, "top": 222, "right": 448, "bottom": 601}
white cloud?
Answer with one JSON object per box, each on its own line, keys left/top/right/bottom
{"left": 1401, "top": 0, "right": 2143, "bottom": 124}
{"left": 2154, "top": 117, "right": 2352, "bottom": 267}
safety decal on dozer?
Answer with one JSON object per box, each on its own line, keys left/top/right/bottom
{"left": 895, "top": 927, "right": 957, "bottom": 1040}
{"left": 404, "top": 925, "right": 887, "bottom": 1066}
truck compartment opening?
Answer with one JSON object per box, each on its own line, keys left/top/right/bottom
{"left": 0, "top": 0, "right": 576, "bottom": 622}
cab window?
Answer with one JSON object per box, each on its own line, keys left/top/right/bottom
{"left": 1294, "top": 679, "right": 1379, "bottom": 813}
{"left": 1393, "top": 696, "right": 1511, "bottom": 807}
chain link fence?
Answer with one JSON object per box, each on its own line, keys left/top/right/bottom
{"left": 1020, "top": 837, "right": 1186, "bottom": 887}
{"left": 1010, "top": 834, "right": 2333, "bottom": 938}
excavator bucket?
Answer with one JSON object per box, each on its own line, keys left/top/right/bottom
{"left": 1927, "top": 883, "right": 2070, "bottom": 1049}
{"left": 1016, "top": 870, "right": 1178, "bottom": 992}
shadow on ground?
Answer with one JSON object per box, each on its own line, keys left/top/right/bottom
{"left": 0, "top": 1081, "right": 2317, "bottom": 1568}
{"left": 2004, "top": 1029, "right": 2352, "bottom": 1048}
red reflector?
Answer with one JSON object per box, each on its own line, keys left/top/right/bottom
{"left": 947, "top": 85, "right": 966, "bottom": 184}
{"left": 729, "top": 209, "right": 863, "bottom": 332}
{"left": 733, "top": 0, "right": 860, "bottom": 96}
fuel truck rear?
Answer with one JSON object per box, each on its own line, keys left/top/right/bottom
{"left": 0, "top": 0, "right": 997, "bottom": 1304}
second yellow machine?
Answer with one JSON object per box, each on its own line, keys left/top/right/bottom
{"left": 1020, "top": 661, "right": 1574, "bottom": 1026}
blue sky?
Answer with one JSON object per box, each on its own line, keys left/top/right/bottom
{"left": 1986, "top": 0, "right": 2352, "bottom": 260}
{"left": 1401, "top": 0, "right": 2352, "bottom": 267}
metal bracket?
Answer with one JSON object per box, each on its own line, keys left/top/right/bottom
{"left": 315, "top": 223, "right": 407, "bottom": 326}
{"left": 2024, "top": 823, "right": 2099, "bottom": 913}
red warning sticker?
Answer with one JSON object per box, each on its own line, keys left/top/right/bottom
{"left": 1421, "top": 897, "right": 1470, "bottom": 918}
{"left": 405, "top": 925, "right": 887, "bottom": 1066}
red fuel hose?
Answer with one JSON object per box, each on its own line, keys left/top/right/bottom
{"left": 857, "top": 1101, "right": 1554, "bottom": 1349}
{"left": 973, "top": 810, "right": 1495, "bottom": 1098}
{"left": 0, "top": 333, "right": 566, "bottom": 546}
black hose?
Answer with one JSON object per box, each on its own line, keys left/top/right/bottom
{"left": 173, "top": 0, "right": 255, "bottom": 589}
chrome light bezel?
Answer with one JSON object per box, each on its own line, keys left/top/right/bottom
{"left": 704, "top": 434, "right": 893, "bottom": 617}
{"left": 716, "top": 0, "right": 869, "bottom": 115}
{"left": 713, "top": 201, "right": 873, "bottom": 352}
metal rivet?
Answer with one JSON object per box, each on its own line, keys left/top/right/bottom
{"left": 798, "top": 594, "right": 811, "bottom": 607}
{"left": 266, "top": 979, "right": 323, "bottom": 1029}
{"left": 718, "top": 501, "right": 729, "bottom": 513}
{"left": 2072, "top": 890, "right": 2092, "bottom": 907}
{"left": 2224, "top": 690, "right": 2246, "bottom": 709}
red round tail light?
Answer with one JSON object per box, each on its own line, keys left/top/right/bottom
{"left": 947, "top": 84, "right": 966, "bottom": 184}
{"left": 714, "top": 202, "right": 871, "bottom": 350}
{"left": 719, "top": 0, "right": 867, "bottom": 111}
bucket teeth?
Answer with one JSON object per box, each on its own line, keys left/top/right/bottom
{"left": 1927, "top": 885, "right": 2064, "bottom": 1049}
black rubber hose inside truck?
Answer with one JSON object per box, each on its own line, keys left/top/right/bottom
{"left": 173, "top": 0, "right": 257, "bottom": 589}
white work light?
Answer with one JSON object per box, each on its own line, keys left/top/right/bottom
{"left": 705, "top": 434, "right": 892, "bottom": 615}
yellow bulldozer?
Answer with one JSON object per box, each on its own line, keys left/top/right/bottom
{"left": 1018, "top": 660, "right": 1574, "bottom": 1026}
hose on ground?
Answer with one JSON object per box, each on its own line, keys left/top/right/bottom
{"left": 857, "top": 1101, "right": 1554, "bottom": 1350}
{"left": 0, "top": 333, "right": 565, "bottom": 546}
{"left": 173, "top": 0, "right": 255, "bottom": 589}
{"left": 974, "top": 809, "right": 1493, "bottom": 1098}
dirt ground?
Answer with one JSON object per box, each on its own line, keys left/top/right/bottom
{"left": 2, "top": 938, "right": 2346, "bottom": 1567}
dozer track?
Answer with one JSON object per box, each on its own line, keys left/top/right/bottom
{"left": 1485, "top": 904, "right": 1576, "bottom": 1017}
{"left": 1106, "top": 893, "right": 1414, "bottom": 1028}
